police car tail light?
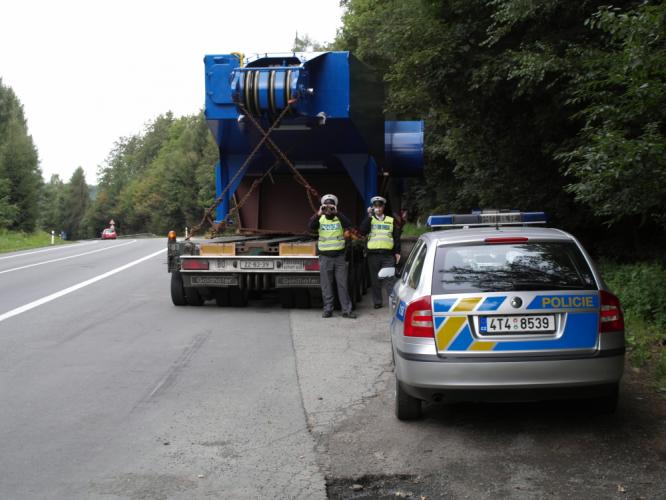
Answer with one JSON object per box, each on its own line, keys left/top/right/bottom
{"left": 181, "top": 259, "right": 209, "bottom": 271}
{"left": 484, "top": 237, "right": 529, "bottom": 244}
{"left": 404, "top": 296, "right": 434, "bottom": 338}
{"left": 599, "top": 290, "right": 624, "bottom": 332}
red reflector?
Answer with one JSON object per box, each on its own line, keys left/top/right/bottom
{"left": 599, "top": 290, "right": 624, "bottom": 332}
{"left": 181, "top": 259, "right": 209, "bottom": 270}
{"left": 304, "top": 259, "right": 320, "bottom": 271}
{"left": 484, "top": 237, "right": 529, "bottom": 244}
{"left": 404, "top": 296, "right": 434, "bottom": 338}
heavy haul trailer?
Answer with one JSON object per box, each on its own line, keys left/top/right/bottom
{"left": 168, "top": 51, "right": 424, "bottom": 307}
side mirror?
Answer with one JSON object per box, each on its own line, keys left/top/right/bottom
{"left": 378, "top": 267, "right": 396, "bottom": 280}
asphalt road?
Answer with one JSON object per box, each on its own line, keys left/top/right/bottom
{"left": 1, "top": 238, "right": 665, "bottom": 500}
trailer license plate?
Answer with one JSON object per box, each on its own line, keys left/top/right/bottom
{"left": 240, "top": 260, "right": 274, "bottom": 269}
{"left": 479, "top": 315, "right": 555, "bottom": 334}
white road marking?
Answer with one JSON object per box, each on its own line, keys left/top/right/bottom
{"left": 0, "top": 240, "right": 99, "bottom": 260}
{"left": 0, "top": 248, "right": 166, "bottom": 324}
{"left": 0, "top": 240, "right": 137, "bottom": 275}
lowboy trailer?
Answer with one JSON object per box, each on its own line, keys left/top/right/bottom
{"left": 168, "top": 51, "right": 424, "bottom": 308}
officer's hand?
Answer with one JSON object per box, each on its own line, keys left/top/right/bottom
{"left": 367, "top": 206, "right": 373, "bottom": 216}
{"left": 317, "top": 206, "right": 323, "bottom": 216}
{"left": 394, "top": 253, "right": 401, "bottom": 264}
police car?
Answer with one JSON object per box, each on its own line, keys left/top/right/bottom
{"left": 389, "top": 211, "right": 625, "bottom": 420}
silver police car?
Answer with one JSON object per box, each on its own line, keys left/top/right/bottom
{"left": 389, "top": 212, "right": 625, "bottom": 420}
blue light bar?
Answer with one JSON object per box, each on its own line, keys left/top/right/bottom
{"left": 520, "top": 211, "right": 547, "bottom": 223}
{"left": 427, "top": 211, "right": 548, "bottom": 228}
{"left": 426, "top": 215, "right": 454, "bottom": 227}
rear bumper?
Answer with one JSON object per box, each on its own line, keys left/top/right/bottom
{"left": 394, "top": 347, "right": 624, "bottom": 402}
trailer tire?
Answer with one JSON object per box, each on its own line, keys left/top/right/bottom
{"left": 293, "top": 289, "right": 311, "bottom": 309}
{"left": 184, "top": 286, "right": 204, "bottom": 306}
{"left": 170, "top": 271, "right": 187, "bottom": 306}
{"left": 279, "top": 289, "right": 295, "bottom": 309}
{"left": 230, "top": 288, "right": 249, "bottom": 307}
{"left": 215, "top": 288, "right": 230, "bottom": 307}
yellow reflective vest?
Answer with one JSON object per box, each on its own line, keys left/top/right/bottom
{"left": 318, "top": 215, "right": 345, "bottom": 252}
{"left": 367, "top": 215, "right": 394, "bottom": 250}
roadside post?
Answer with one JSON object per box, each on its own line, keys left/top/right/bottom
{"left": 51, "top": 230, "right": 55, "bottom": 245}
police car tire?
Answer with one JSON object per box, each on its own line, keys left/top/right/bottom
{"left": 592, "top": 383, "right": 619, "bottom": 414}
{"left": 184, "top": 286, "right": 204, "bottom": 306}
{"left": 395, "top": 378, "right": 422, "bottom": 420}
{"left": 170, "top": 271, "right": 187, "bottom": 306}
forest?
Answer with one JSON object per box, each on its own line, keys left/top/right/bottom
{"left": 1, "top": 0, "right": 665, "bottom": 384}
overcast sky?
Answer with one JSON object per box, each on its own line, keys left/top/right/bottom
{"left": 1, "top": 0, "right": 344, "bottom": 184}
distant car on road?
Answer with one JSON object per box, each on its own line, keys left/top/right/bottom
{"left": 101, "top": 228, "right": 117, "bottom": 240}
{"left": 389, "top": 211, "right": 625, "bottom": 420}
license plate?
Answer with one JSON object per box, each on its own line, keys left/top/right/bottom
{"left": 479, "top": 315, "right": 555, "bottom": 334}
{"left": 240, "top": 260, "right": 274, "bottom": 269}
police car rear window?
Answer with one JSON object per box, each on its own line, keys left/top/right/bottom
{"left": 432, "top": 241, "right": 597, "bottom": 294}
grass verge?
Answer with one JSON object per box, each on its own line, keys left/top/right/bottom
{"left": 0, "top": 229, "right": 71, "bottom": 253}
{"left": 600, "top": 260, "right": 666, "bottom": 395}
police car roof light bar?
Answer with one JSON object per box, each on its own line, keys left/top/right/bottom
{"left": 426, "top": 211, "right": 547, "bottom": 229}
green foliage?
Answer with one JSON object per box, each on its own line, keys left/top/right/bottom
{"left": 0, "top": 78, "right": 42, "bottom": 231}
{"left": 61, "top": 167, "right": 90, "bottom": 240}
{"left": 84, "top": 112, "right": 217, "bottom": 236}
{"left": 600, "top": 260, "right": 666, "bottom": 329}
{"left": 601, "top": 260, "right": 666, "bottom": 391}
{"left": 561, "top": 2, "right": 666, "bottom": 226}
{"left": 292, "top": 33, "right": 330, "bottom": 52}
{"left": 0, "top": 228, "right": 69, "bottom": 253}
{"left": 39, "top": 174, "right": 67, "bottom": 232}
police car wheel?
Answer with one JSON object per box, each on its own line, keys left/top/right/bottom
{"left": 170, "top": 271, "right": 187, "bottom": 306}
{"left": 395, "top": 377, "right": 422, "bottom": 420}
{"left": 591, "top": 383, "right": 619, "bottom": 414}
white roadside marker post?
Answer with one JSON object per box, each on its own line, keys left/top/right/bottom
{"left": 51, "top": 230, "right": 55, "bottom": 245}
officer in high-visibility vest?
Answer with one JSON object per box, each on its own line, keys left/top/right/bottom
{"left": 359, "top": 196, "right": 402, "bottom": 309}
{"left": 308, "top": 194, "right": 356, "bottom": 319}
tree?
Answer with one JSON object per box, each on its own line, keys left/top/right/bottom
{"left": 39, "top": 174, "right": 66, "bottom": 232}
{"left": 292, "top": 32, "right": 329, "bottom": 52}
{"left": 62, "top": 167, "right": 90, "bottom": 239}
{"left": 560, "top": 2, "right": 666, "bottom": 227}
{"left": 0, "top": 79, "right": 42, "bottom": 231}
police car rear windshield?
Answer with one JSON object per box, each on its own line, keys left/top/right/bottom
{"left": 432, "top": 242, "right": 597, "bottom": 294}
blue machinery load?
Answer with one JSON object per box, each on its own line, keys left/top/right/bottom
{"left": 203, "top": 51, "right": 424, "bottom": 232}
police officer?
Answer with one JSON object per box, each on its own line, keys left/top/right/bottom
{"left": 308, "top": 194, "right": 356, "bottom": 319}
{"left": 360, "top": 196, "right": 401, "bottom": 309}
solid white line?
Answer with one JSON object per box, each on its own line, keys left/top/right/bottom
{"left": 0, "top": 240, "right": 137, "bottom": 275}
{"left": 0, "top": 248, "right": 166, "bottom": 324}
{"left": 0, "top": 240, "right": 100, "bottom": 260}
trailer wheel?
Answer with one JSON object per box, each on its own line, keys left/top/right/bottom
{"left": 279, "top": 289, "right": 295, "bottom": 308}
{"left": 293, "top": 289, "right": 311, "bottom": 309}
{"left": 170, "top": 271, "right": 187, "bottom": 306}
{"left": 230, "top": 288, "right": 249, "bottom": 307}
{"left": 215, "top": 288, "right": 230, "bottom": 307}
{"left": 184, "top": 286, "right": 204, "bottom": 306}
{"left": 308, "top": 288, "right": 322, "bottom": 308}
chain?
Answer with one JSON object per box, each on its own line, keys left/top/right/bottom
{"left": 187, "top": 101, "right": 296, "bottom": 239}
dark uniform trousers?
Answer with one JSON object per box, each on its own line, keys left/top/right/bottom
{"left": 367, "top": 252, "right": 396, "bottom": 307}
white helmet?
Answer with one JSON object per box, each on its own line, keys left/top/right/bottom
{"left": 321, "top": 193, "right": 338, "bottom": 206}
{"left": 370, "top": 196, "right": 386, "bottom": 205}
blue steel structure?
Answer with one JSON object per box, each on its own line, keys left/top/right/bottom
{"left": 203, "top": 51, "right": 424, "bottom": 227}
